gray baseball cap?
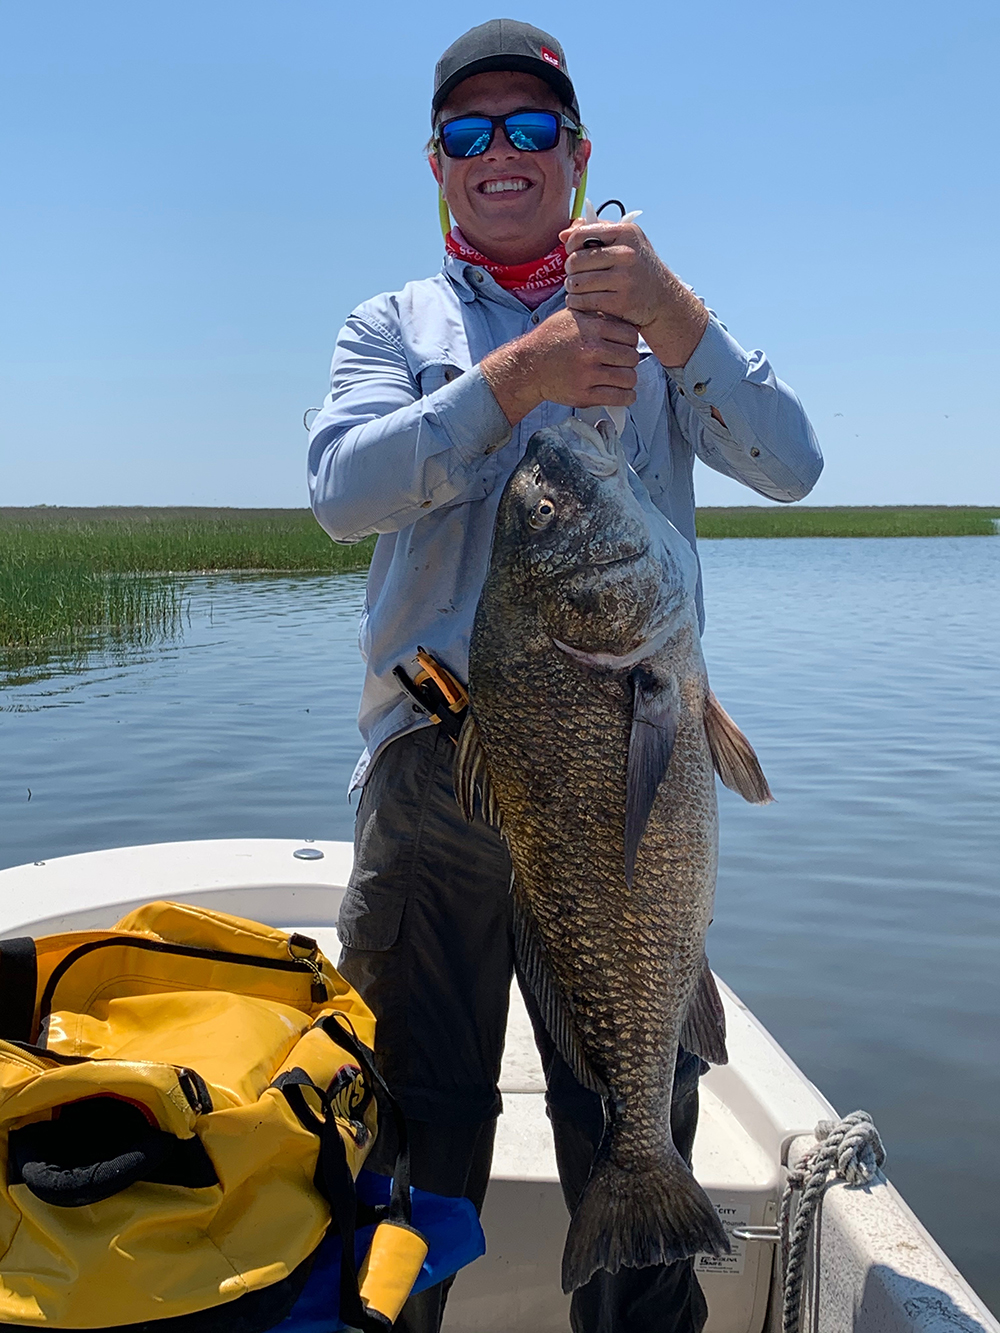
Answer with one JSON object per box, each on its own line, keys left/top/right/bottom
{"left": 432, "top": 19, "right": 580, "bottom": 124}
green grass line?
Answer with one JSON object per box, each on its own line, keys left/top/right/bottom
{"left": 0, "top": 507, "right": 375, "bottom": 575}
{"left": 694, "top": 505, "right": 1000, "bottom": 538}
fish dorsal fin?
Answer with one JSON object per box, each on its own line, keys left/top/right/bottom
{"left": 513, "top": 895, "right": 607, "bottom": 1098}
{"left": 680, "top": 958, "right": 728, "bottom": 1065}
{"left": 703, "top": 691, "right": 773, "bottom": 805}
{"left": 454, "top": 711, "right": 502, "bottom": 831}
{"left": 625, "top": 668, "right": 678, "bottom": 887}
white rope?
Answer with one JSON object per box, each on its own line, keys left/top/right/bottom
{"left": 780, "top": 1110, "right": 886, "bottom": 1333}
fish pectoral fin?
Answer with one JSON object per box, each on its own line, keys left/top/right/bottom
{"left": 454, "top": 711, "right": 502, "bottom": 831}
{"left": 703, "top": 691, "right": 773, "bottom": 805}
{"left": 680, "top": 958, "right": 728, "bottom": 1065}
{"left": 513, "top": 895, "right": 607, "bottom": 1098}
{"left": 625, "top": 669, "right": 678, "bottom": 886}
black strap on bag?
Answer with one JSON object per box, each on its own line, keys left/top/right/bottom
{"left": 317, "top": 1013, "right": 412, "bottom": 1225}
{"left": 280, "top": 1071, "right": 385, "bottom": 1332}
{"left": 278, "top": 1014, "right": 415, "bottom": 1332}
{"left": 0, "top": 937, "right": 37, "bottom": 1042}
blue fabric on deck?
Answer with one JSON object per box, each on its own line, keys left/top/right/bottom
{"left": 277, "top": 1170, "right": 485, "bottom": 1333}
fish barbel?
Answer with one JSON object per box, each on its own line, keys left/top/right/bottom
{"left": 455, "top": 417, "right": 772, "bottom": 1291}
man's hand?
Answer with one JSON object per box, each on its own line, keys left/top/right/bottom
{"left": 481, "top": 308, "right": 640, "bottom": 427}
{"left": 560, "top": 220, "right": 710, "bottom": 370}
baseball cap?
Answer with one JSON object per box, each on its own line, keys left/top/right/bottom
{"left": 432, "top": 19, "right": 580, "bottom": 124}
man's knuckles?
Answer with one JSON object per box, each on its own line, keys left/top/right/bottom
{"left": 566, "top": 243, "right": 635, "bottom": 272}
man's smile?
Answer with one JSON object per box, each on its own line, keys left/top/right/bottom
{"left": 477, "top": 177, "right": 533, "bottom": 196}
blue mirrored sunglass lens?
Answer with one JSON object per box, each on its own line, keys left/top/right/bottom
{"left": 504, "top": 112, "right": 560, "bottom": 151}
{"left": 441, "top": 119, "right": 494, "bottom": 158}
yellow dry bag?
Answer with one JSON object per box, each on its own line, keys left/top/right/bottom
{"left": 0, "top": 901, "right": 427, "bottom": 1331}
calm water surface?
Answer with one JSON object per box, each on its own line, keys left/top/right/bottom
{"left": 2, "top": 538, "right": 998, "bottom": 1310}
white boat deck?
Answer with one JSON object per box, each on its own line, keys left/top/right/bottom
{"left": 0, "top": 839, "right": 995, "bottom": 1333}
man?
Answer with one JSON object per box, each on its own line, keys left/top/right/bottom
{"left": 308, "top": 20, "right": 822, "bottom": 1333}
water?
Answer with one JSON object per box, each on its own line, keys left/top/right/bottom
{"left": 699, "top": 538, "right": 999, "bottom": 1312}
{"left": 2, "top": 540, "right": 998, "bottom": 1311}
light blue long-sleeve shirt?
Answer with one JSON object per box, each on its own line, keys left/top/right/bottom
{"left": 308, "top": 252, "right": 822, "bottom": 786}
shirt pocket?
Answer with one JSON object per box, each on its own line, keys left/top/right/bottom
{"left": 415, "top": 360, "right": 502, "bottom": 506}
{"left": 415, "top": 361, "right": 464, "bottom": 396}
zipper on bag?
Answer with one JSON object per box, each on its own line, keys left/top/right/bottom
{"left": 287, "top": 933, "right": 329, "bottom": 1003}
{"left": 37, "top": 935, "right": 331, "bottom": 1039}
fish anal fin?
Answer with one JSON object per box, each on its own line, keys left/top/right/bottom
{"left": 625, "top": 669, "right": 677, "bottom": 886}
{"left": 513, "top": 896, "right": 607, "bottom": 1098}
{"left": 680, "top": 959, "right": 728, "bottom": 1066}
{"left": 704, "top": 691, "right": 773, "bottom": 805}
{"left": 453, "top": 711, "right": 502, "bottom": 830}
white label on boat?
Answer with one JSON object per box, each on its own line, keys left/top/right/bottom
{"left": 696, "top": 1203, "right": 751, "bottom": 1276}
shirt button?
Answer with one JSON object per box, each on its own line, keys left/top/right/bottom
{"left": 473, "top": 271, "right": 484, "bottom": 283}
{"left": 531, "top": 312, "right": 540, "bottom": 324}
{"left": 421, "top": 500, "right": 432, "bottom": 507}
{"left": 750, "top": 447, "right": 760, "bottom": 457}
{"left": 693, "top": 382, "right": 707, "bottom": 396}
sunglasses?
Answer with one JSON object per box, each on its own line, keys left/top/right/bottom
{"left": 434, "top": 109, "right": 581, "bottom": 159}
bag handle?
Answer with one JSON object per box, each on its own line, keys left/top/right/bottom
{"left": 11, "top": 1118, "right": 171, "bottom": 1207}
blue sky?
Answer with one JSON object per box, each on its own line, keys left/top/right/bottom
{"left": 1, "top": 0, "right": 996, "bottom": 508}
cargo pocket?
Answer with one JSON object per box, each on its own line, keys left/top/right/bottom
{"left": 338, "top": 886, "right": 406, "bottom": 952}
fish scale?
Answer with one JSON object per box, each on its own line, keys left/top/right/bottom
{"left": 457, "top": 417, "right": 773, "bottom": 1291}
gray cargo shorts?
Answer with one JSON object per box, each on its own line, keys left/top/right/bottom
{"left": 338, "top": 724, "right": 514, "bottom": 1126}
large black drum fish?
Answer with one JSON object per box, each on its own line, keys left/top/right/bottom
{"left": 456, "top": 417, "right": 772, "bottom": 1291}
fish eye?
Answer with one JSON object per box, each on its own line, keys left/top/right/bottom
{"left": 529, "top": 498, "right": 557, "bottom": 530}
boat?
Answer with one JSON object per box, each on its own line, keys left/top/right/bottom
{"left": 0, "top": 838, "right": 995, "bottom": 1333}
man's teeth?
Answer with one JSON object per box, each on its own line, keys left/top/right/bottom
{"left": 481, "top": 179, "right": 530, "bottom": 194}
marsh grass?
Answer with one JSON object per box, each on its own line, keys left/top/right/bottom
{"left": 1, "top": 556, "right": 183, "bottom": 649}
{"left": 0, "top": 508, "right": 375, "bottom": 654}
{"left": 695, "top": 505, "right": 1000, "bottom": 539}
{"left": 0, "top": 507, "right": 375, "bottom": 575}
{"left": 2, "top": 505, "right": 996, "bottom": 654}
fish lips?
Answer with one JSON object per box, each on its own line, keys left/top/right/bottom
{"left": 520, "top": 423, "right": 619, "bottom": 491}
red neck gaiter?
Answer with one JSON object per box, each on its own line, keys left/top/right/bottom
{"left": 445, "top": 228, "right": 566, "bottom": 309}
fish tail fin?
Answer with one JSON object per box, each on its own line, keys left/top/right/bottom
{"left": 561, "top": 1145, "right": 728, "bottom": 1293}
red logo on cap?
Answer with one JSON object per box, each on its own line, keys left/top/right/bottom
{"left": 540, "top": 46, "right": 560, "bottom": 68}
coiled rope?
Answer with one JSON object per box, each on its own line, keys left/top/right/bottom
{"left": 780, "top": 1110, "right": 886, "bottom": 1333}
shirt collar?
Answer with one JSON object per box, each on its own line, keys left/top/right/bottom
{"left": 443, "top": 252, "right": 566, "bottom": 312}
